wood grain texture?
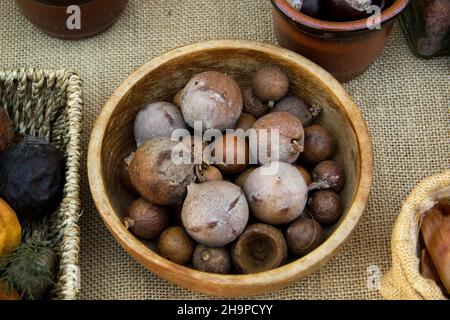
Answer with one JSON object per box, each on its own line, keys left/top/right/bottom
{"left": 87, "top": 40, "right": 374, "bottom": 297}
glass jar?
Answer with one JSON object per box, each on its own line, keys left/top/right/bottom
{"left": 400, "top": 0, "right": 450, "bottom": 58}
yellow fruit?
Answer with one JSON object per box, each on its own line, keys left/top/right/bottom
{"left": 0, "top": 198, "right": 21, "bottom": 255}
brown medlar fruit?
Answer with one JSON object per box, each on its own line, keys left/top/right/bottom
{"left": 309, "top": 190, "right": 343, "bottom": 225}
{"left": 234, "top": 167, "right": 256, "bottom": 188}
{"left": 300, "top": 125, "right": 336, "bottom": 164}
{"left": 251, "top": 112, "right": 304, "bottom": 164}
{"left": 0, "top": 109, "right": 15, "bottom": 153}
{"left": 252, "top": 66, "right": 289, "bottom": 105}
{"left": 231, "top": 223, "right": 287, "bottom": 274}
{"left": 286, "top": 216, "right": 325, "bottom": 256}
{"left": 124, "top": 198, "right": 169, "bottom": 240}
{"left": 195, "top": 164, "right": 223, "bottom": 183}
{"left": 235, "top": 112, "right": 256, "bottom": 131}
{"left": 182, "top": 181, "right": 249, "bottom": 247}
{"left": 157, "top": 226, "right": 195, "bottom": 265}
{"left": 192, "top": 245, "right": 231, "bottom": 274}
{"left": 210, "top": 133, "right": 249, "bottom": 175}
{"left": 242, "top": 87, "right": 270, "bottom": 118}
{"left": 134, "top": 102, "right": 187, "bottom": 147}
{"left": 121, "top": 152, "right": 137, "bottom": 194}
{"left": 310, "top": 160, "right": 345, "bottom": 192}
{"left": 128, "top": 137, "right": 195, "bottom": 205}
{"left": 243, "top": 162, "right": 308, "bottom": 225}
{"left": 272, "top": 95, "right": 314, "bottom": 127}
{"left": 181, "top": 71, "right": 243, "bottom": 131}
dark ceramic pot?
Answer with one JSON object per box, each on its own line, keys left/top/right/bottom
{"left": 271, "top": 0, "right": 410, "bottom": 82}
{"left": 15, "top": 0, "right": 129, "bottom": 39}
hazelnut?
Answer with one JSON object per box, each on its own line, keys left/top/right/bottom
{"left": 192, "top": 245, "right": 231, "bottom": 274}
{"left": 210, "top": 133, "right": 249, "bottom": 175}
{"left": 286, "top": 216, "right": 325, "bottom": 256}
{"left": 309, "top": 190, "right": 343, "bottom": 225}
{"left": 311, "top": 160, "right": 345, "bottom": 192}
{"left": 243, "top": 162, "right": 308, "bottom": 225}
{"left": 232, "top": 223, "right": 287, "bottom": 274}
{"left": 251, "top": 112, "right": 304, "bottom": 164}
{"left": 172, "top": 89, "right": 183, "bottom": 108}
{"left": 134, "top": 102, "right": 187, "bottom": 147}
{"left": 157, "top": 226, "right": 195, "bottom": 265}
{"left": 181, "top": 71, "right": 243, "bottom": 131}
{"left": 242, "top": 87, "right": 270, "bottom": 118}
{"left": 182, "top": 181, "right": 249, "bottom": 247}
{"left": 272, "top": 95, "right": 314, "bottom": 127}
{"left": 235, "top": 112, "right": 256, "bottom": 131}
{"left": 128, "top": 137, "right": 195, "bottom": 205}
{"left": 124, "top": 198, "right": 169, "bottom": 240}
{"left": 234, "top": 167, "right": 256, "bottom": 188}
{"left": 252, "top": 65, "right": 289, "bottom": 105}
{"left": 295, "top": 165, "right": 312, "bottom": 185}
{"left": 300, "top": 125, "right": 336, "bottom": 164}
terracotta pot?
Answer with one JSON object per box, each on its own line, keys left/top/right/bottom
{"left": 15, "top": 0, "right": 129, "bottom": 39}
{"left": 271, "top": 0, "right": 410, "bottom": 82}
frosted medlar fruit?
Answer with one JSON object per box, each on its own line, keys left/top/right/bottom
{"left": 124, "top": 198, "right": 169, "bottom": 240}
{"left": 182, "top": 181, "right": 249, "bottom": 247}
{"left": 251, "top": 112, "right": 304, "bottom": 164}
{"left": 195, "top": 164, "right": 223, "bottom": 183}
{"left": 128, "top": 137, "right": 195, "bottom": 205}
{"left": 300, "top": 125, "right": 336, "bottom": 164}
{"left": 0, "top": 135, "right": 64, "bottom": 221}
{"left": 232, "top": 223, "right": 287, "bottom": 274}
{"left": 310, "top": 160, "right": 346, "bottom": 192}
{"left": 210, "top": 133, "right": 249, "bottom": 175}
{"left": 272, "top": 95, "right": 315, "bottom": 127}
{"left": 286, "top": 216, "right": 325, "bottom": 256}
{"left": 242, "top": 87, "right": 270, "bottom": 118}
{"left": 252, "top": 66, "right": 289, "bottom": 106}
{"left": 157, "top": 226, "right": 195, "bottom": 265}
{"left": 309, "top": 190, "right": 343, "bottom": 225}
{"left": 181, "top": 71, "right": 243, "bottom": 131}
{"left": 235, "top": 112, "right": 256, "bottom": 131}
{"left": 0, "top": 109, "right": 15, "bottom": 153}
{"left": 192, "top": 245, "right": 231, "bottom": 274}
{"left": 134, "top": 102, "right": 187, "bottom": 147}
{"left": 243, "top": 162, "right": 308, "bottom": 225}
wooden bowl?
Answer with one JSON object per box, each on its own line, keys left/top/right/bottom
{"left": 88, "top": 40, "right": 373, "bottom": 297}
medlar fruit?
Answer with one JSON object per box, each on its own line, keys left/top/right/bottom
{"left": 300, "top": 125, "right": 336, "bottom": 164}
{"left": 192, "top": 245, "right": 231, "bottom": 274}
{"left": 309, "top": 190, "right": 343, "bottom": 225}
{"left": 252, "top": 66, "right": 289, "bottom": 105}
{"left": 157, "top": 226, "right": 195, "bottom": 265}
{"left": 286, "top": 216, "right": 325, "bottom": 256}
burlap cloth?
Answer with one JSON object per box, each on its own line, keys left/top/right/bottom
{"left": 0, "top": 1, "right": 448, "bottom": 300}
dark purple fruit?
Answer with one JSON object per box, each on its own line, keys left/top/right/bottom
{"left": 292, "top": 0, "right": 325, "bottom": 19}
{"left": 0, "top": 135, "right": 64, "bottom": 221}
{"left": 326, "top": 0, "right": 373, "bottom": 21}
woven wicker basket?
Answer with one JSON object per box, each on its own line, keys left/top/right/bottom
{"left": 0, "top": 68, "right": 83, "bottom": 300}
{"left": 380, "top": 171, "right": 450, "bottom": 300}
